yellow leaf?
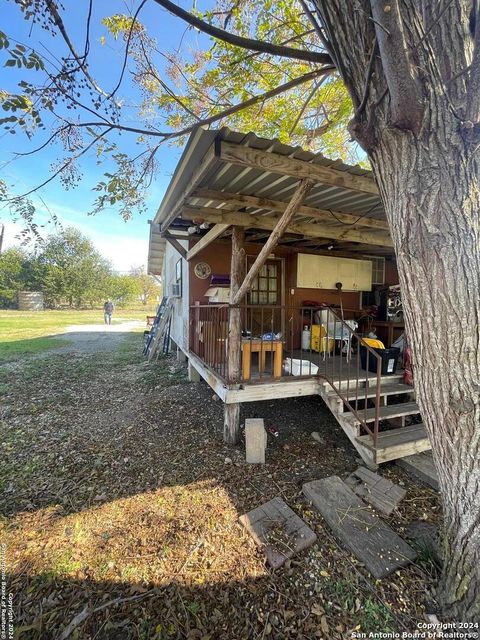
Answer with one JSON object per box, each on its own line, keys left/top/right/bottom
{"left": 320, "top": 616, "right": 329, "bottom": 634}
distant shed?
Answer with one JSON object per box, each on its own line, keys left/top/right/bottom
{"left": 18, "top": 291, "right": 44, "bottom": 311}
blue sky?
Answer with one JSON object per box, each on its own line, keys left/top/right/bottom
{"left": 0, "top": 1, "right": 211, "bottom": 271}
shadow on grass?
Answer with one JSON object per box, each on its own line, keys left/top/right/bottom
{"left": 8, "top": 567, "right": 400, "bottom": 639}
{"left": 0, "top": 336, "right": 70, "bottom": 361}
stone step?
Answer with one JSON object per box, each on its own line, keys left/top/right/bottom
{"left": 342, "top": 401, "right": 420, "bottom": 426}
{"left": 239, "top": 496, "right": 317, "bottom": 569}
{"left": 356, "top": 423, "right": 431, "bottom": 463}
{"left": 397, "top": 452, "right": 439, "bottom": 490}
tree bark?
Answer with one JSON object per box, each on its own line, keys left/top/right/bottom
{"left": 373, "top": 126, "right": 480, "bottom": 621}
{"left": 224, "top": 226, "right": 245, "bottom": 444}
{"left": 314, "top": 0, "right": 480, "bottom": 621}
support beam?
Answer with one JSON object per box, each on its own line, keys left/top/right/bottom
{"left": 181, "top": 207, "right": 392, "bottom": 248}
{"left": 224, "top": 226, "right": 245, "bottom": 444}
{"left": 188, "top": 361, "right": 201, "bottom": 382}
{"left": 165, "top": 234, "right": 187, "bottom": 259}
{"left": 218, "top": 141, "right": 379, "bottom": 196}
{"left": 233, "top": 179, "right": 313, "bottom": 305}
{"left": 191, "top": 188, "right": 388, "bottom": 230}
{"left": 176, "top": 347, "right": 187, "bottom": 363}
{"left": 187, "top": 223, "right": 230, "bottom": 261}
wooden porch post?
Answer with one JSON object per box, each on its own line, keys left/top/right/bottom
{"left": 232, "top": 178, "right": 314, "bottom": 305}
{"left": 224, "top": 226, "right": 245, "bottom": 444}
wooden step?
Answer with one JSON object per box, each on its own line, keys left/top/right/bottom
{"left": 319, "top": 373, "right": 404, "bottom": 389}
{"left": 343, "top": 401, "right": 420, "bottom": 426}
{"left": 356, "top": 424, "right": 431, "bottom": 463}
{"left": 327, "top": 383, "right": 414, "bottom": 402}
{"left": 303, "top": 477, "right": 416, "bottom": 578}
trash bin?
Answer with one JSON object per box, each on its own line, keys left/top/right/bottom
{"left": 360, "top": 346, "right": 400, "bottom": 375}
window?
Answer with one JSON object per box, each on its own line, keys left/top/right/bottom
{"left": 248, "top": 261, "right": 279, "bottom": 305}
{"left": 175, "top": 258, "right": 182, "bottom": 296}
{"left": 367, "top": 256, "right": 385, "bottom": 285}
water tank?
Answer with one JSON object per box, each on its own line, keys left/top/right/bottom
{"left": 18, "top": 291, "right": 44, "bottom": 311}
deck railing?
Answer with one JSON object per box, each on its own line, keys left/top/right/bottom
{"left": 189, "top": 303, "right": 382, "bottom": 446}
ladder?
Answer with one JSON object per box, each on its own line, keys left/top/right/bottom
{"left": 144, "top": 298, "right": 173, "bottom": 360}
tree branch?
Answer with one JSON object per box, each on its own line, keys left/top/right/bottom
{"left": 21, "top": 67, "right": 335, "bottom": 148}
{"left": 298, "top": 0, "right": 336, "bottom": 63}
{"left": 138, "top": 37, "right": 200, "bottom": 121}
{"left": 466, "top": 7, "right": 480, "bottom": 123}
{"left": 107, "top": 0, "right": 148, "bottom": 101}
{"left": 11, "top": 128, "right": 113, "bottom": 200}
{"left": 354, "top": 38, "right": 378, "bottom": 119}
{"left": 151, "top": 0, "right": 333, "bottom": 65}
{"left": 289, "top": 75, "right": 328, "bottom": 135}
{"left": 228, "top": 29, "right": 316, "bottom": 67}
{"left": 44, "top": 0, "right": 114, "bottom": 103}
{"left": 369, "top": 0, "right": 424, "bottom": 133}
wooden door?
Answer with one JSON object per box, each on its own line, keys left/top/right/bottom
{"left": 245, "top": 257, "right": 284, "bottom": 337}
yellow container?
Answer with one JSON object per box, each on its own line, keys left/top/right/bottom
{"left": 362, "top": 337, "right": 385, "bottom": 350}
{"left": 310, "top": 325, "right": 335, "bottom": 353}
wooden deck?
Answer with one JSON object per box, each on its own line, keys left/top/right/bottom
{"left": 186, "top": 347, "right": 430, "bottom": 468}
{"left": 243, "top": 349, "right": 405, "bottom": 384}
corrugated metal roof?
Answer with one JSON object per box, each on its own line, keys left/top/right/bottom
{"left": 148, "top": 127, "right": 389, "bottom": 273}
{"left": 147, "top": 222, "right": 166, "bottom": 276}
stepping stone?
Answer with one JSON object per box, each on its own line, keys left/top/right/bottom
{"left": 239, "top": 496, "right": 317, "bottom": 569}
{"left": 303, "top": 476, "right": 416, "bottom": 579}
{"left": 245, "top": 418, "right": 267, "bottom": 464}
{"left": 345, "top": 467, "right": 406, "bottom": 516}
{"left": 397, "top": 452, "right": 439, "bottom": 490}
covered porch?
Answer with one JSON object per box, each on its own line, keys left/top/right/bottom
{"left": 150, "top": 128, "right": 427, "bottom": 467}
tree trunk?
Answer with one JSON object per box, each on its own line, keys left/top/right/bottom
{"left": 224, "top": 226, "right": 245, "bottom": 444}
{"left": 313, "top": 0, "right": 480, "bottom": 621}
{"left": 373, "top": 127, "right": 480, "bottom": 620}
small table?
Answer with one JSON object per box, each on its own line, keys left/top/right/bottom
{"left": 242, "top": 339, "right": 283, "bottom": 380}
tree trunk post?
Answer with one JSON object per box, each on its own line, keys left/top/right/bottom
{"left": 224, "top": 226, "right": 245, "bottom": 444}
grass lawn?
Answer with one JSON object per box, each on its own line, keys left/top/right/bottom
{"left": 0, "top": 307, "right": 156, "bottom": 360}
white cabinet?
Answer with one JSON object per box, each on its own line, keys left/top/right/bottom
{"left": 296, "top": 254, "right": 372, "bottom": 291}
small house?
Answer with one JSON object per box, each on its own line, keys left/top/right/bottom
{"left": 148, "top": 128, "right": 429, "bottom": 469}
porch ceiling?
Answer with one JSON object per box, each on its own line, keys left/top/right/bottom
{"left": 149, "top": 127, "right": 393, "bottom": 272}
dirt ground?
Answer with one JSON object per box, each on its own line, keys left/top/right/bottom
{"left": 0, "top": 327, "right": 442, "bottom": 639}
{"left": 50, "top": 320, "right": 146, "bottom": 354}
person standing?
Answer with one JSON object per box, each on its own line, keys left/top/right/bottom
{"left": 103, "top": 300, "right": 114, "bottom": 325}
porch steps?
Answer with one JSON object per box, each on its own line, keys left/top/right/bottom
{"left": 319, "top": 374, "right": 430, "bottom": 469}
{"left": 327, "top": 383, "right": 414, "bottom": 402}
{"left": 356, "top": 424, "right": 430, "bottom": 464}
{"left": 342, "top": 401, "right": 420, "bottom": 427}
{"left": 320, "top": 373, "right": 404, "bottom": 389}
